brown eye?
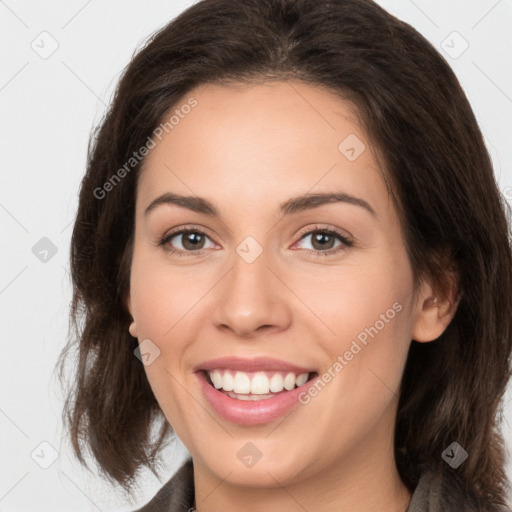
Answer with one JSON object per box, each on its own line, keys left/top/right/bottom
{"left": 301, "top": 229, "right": 353, "bottom": 252}
{"left": 295, "top": 227, "right": 353, "bottom": 256}
{"left": 309, "top": 231, "right": 337, "bottom": 251}
{"left": 180, "top": 231, "right": 206, "bottom": 250}
{"left": 158, "top": 228, "right": 215, "bottom": 255}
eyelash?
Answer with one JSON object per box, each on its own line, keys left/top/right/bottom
{"left": 157, "top": 224, "right": 354, "bottom": 258}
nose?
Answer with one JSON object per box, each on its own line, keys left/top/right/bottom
{"left": 212, "top": 245, "right": 293, "bottom": 338}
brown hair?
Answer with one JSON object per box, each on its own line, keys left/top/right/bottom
{"left": 56, "top": 0, "right": 512, "bottom": 507}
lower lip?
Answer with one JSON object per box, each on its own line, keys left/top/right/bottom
{"left": 196, "top": 371, "right": 318, "bottom": 425}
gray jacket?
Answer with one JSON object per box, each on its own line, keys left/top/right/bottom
{"left": 133, "top": 458, "right": 511, "bottom": 511}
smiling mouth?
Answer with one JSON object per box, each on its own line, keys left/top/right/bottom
{"left": 203, "top": 369, "right": 318, "bottom": 401}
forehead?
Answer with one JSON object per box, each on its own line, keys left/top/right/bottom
{"left": 136, "top": 80, "right": 391, "bottom": 221}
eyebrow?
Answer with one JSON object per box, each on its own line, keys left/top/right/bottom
{"left": 144, "top": 191, "right": 376, "bottom": 218}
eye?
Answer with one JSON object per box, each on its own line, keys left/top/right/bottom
{"left": 293, "top": 226, "right": 354, "bottom": 257}
{"left": 157, "top": 227, "right": 216, "bottom": 256}
{"left": 157, "top": 224, "right": 354, "bottom": 257}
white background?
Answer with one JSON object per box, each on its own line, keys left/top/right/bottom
{"left": 1, "top": 0, "right": 511, "bottom": 510}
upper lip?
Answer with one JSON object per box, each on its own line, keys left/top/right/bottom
{"left": 194, "top": 356, "right": 315, "bottom": 374}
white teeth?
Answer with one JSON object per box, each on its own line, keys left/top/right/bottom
{"left": 269, "top": 373, "right": 284, "bottom": 393}
{"left": 211, "top": 370, "right": 223, "bottom": 389}
{"left": 223, "top": 372, "right": 235, "bottom": 392}
{"left": 207, "top": 370, "right": 310, "bottom": 395}
{"left": 251, "top": 372, "right": 270, "bottom": 394}
{"left": 284, "top": 372, "right": 296, "bottom": 391}
{"left": 225, "top": 391, "right": 275, "bottom": 401}
{"left": 296, "top": 373, "right": 308, "bottom": 386}
{"left": 233, "top": 372, "right": 251, "bottom": 394}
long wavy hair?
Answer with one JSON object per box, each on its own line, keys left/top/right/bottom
{"left": 55, "top": 0, "right": 512, "bottom": 508}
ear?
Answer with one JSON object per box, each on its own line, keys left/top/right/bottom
{"left": 125, "top": 294, "right": 138, "bottom": 338}
{"left": 411, "top": 272, "right": 461, "bottom": 343}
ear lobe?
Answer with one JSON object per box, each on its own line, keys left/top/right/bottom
{"left": 129, "top": 321, "right": 138, "bottom": 338}
{"left": 125, "top": 295, "right": 138, "bottom": 338}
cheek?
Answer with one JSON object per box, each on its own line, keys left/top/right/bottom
{"left": 129, "top": 247, "right": 206, "bottom": 338}
{"left": 311, "top": 256, "right": 413, "bottom": 394}
{"left": 294, "top": 261, "right": 410, "bottom": 352}
{"left": 128, "top": 253, "right": 196, "bottom": 404}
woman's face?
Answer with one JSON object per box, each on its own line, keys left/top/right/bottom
{"left": 126, "top": 81, "right": 438, "bottom": 488}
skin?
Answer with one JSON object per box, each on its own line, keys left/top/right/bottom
{"left": 126, "top": 80, "right": 459, "bottom": 512}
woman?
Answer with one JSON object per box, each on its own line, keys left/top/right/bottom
{"left": 56, "top": 0, "right": 512, "bottom": 510}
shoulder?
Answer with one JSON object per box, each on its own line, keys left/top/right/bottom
{"left": 132, "top": 458, "right": 195, "bottom": 512}
{"left": 407, "top": 468, "right": 512, "bottom": 512}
